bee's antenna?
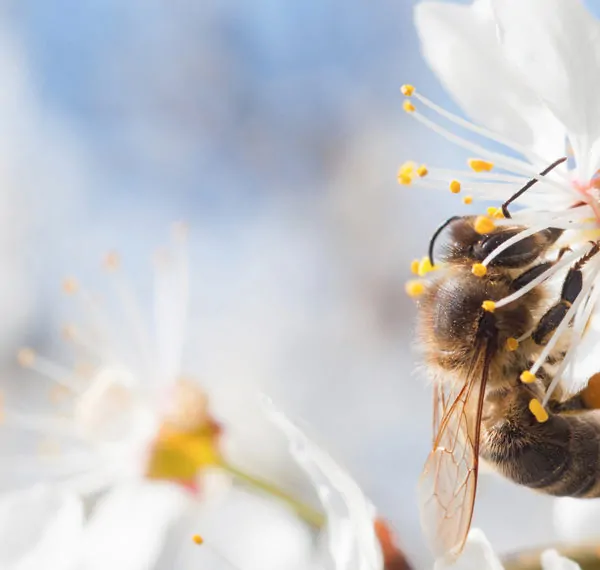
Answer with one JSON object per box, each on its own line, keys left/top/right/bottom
{"left": 428, "top": 216, "right": 461, "bottom": 266}
{"left": 501, "top": 156, "right": 567, "bottom": 219}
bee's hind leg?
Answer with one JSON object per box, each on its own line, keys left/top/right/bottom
{"left": 531, "top": 242, "right": 600, "bottom": 346}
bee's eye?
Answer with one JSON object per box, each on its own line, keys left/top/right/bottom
{"left": 474, "top": 227, "right": 562, "bottom": 267}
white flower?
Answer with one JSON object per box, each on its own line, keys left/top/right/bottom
{"left": 0, "top": 404, "right": 386, "bottom": 570}
{"left": 403, "top": 0, "right": 600, "bottom": 399}
{"left": 3, "top": 226, "right": 223, "bottom": 495}
{"left": 0, "top": 485, "right": 83, "bottom": 570}
{"left": 435, "top": 528, "right": 580, "bottom": 570}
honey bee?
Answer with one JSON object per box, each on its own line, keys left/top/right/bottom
{"left": 415, "top": 158, "right": 600, "bottom": 563}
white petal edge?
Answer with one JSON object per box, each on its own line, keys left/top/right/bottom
{"left": 492, "top": 0, "right": 600, "bottom": 177}
{"left": 76, "top": 481, "right": 191, "bottom": 570}
{"left": 414, "top": 0, "right": 565, "bottom": 160}
{"left": 263, "top": 397, "right": 383, "bottom": 570}
{"left": 0, "top": 485, "right": 83, "bottom": 570}
{"left": 540, "top": 549, "right": 581, "bottom": 570}
{"left": 433, "top": 528, "right": 504, "bottom": 570}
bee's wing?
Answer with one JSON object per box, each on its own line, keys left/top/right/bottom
{"left": 432, "top": 379, "right": 460, "bottom": 447}
{"left": 419, "top": 343, "right": 492, "bottom": 563}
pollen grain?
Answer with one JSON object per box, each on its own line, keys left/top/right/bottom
{"left": 405, "top": 280, "right": 425, "bottom": 298}
{"left": 468, "top": 158, "right": 494, "bottom": 172}
{"left": 449, "top": 180, "right": 461, "bottom": 194}
{"left": 474, "top": 216, "right": 495, "bottom": 234}
{"left": 520, "top": 370, "right": 536, "bottom": 384}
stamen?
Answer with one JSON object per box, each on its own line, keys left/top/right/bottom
{"left": 403, "top": 100, "right": 415, "bottom": 113}
{"left": 468, "top": 159, "right": 494, "bottom": 173}
{"left": 506, "top": 337, "right": 519, "bottom": 351}
{"left": 17, "top": 348, "right": 82, "bottom": 392}
{"left": 529, "top": 398, "right": 549, "bottom": 423}
{"left": 405, "top": 280, "right": 425, "bottom": 298}
{"left": 408, "top": 110, "right": 573, "bottom": 192}
{"left": 410, "top": 259, "right": 420, "bottom": 275}
{"left": 449, "top": 180, "right": 461, "bottom": 194}
{"left": 400, "top": 84, "right": 415, "bottom": 96}
{"left": 189, "top": 533, "right": 243, "bottom": 570}
{"left": 481, "top": 300, "right": 496, "bottom": 312}
{"left": 410, "top": 89, "right": 562, "bottom": 171}
{"left": 462, "top": 195, "right": 473, "bottom": 205}
{"left": 104, "top": 251, "right": 154, "bottom": 377}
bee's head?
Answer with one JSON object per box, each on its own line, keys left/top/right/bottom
{"left": 428, "top": 215, "right": 563, "bottom": 268}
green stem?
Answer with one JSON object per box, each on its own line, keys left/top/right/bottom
{"left": 219, "top": 462, "right": 326, "bottom": 529}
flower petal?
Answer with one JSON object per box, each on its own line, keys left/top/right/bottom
{"left": 264, "top": 399, "right": 383, "bottom": 570}
{"left": 492, "top": 0, "right": 600, "bottom": 176}
{"left": 0, "top": 485, "right": 83, "bottom": 570}
{"left": 414, "top": 0, "right": 564, "bottom": 159}
{"left": 77, "top": 481, "right": 190, "bottom": 570}
{"left": 540, "top": 549, "right": 581, "bottom": 570}
{"left": 564, "top": 306, "right": 600, "bottom": 394}
{"left": 433, "top": 529, "right": 504, "bottom": 570}
{"left": 175, "top": 485, "right": 314, "bottom": 570}
{"left": 553, "top": 496, "right": 600, "bottom": 543}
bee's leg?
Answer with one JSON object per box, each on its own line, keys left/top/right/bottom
{"left": 531, "top": 242, "right": 600, "bottom": 345}
{"left": 511, "top": 247, "right": 572, "bottom": 291}
{"left": 548, "top": 393, "right": 587, "bottom": 413}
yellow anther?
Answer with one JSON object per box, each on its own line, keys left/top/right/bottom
{"left": 103, "top": 251, "right": 120, "bottom": 271}
{"left": 397, "top": 161, "right": 416, "bottom": 185}
{"left": 462, "top": 195, "right": 473, "bottom": 205}
{"left": 481, "top": 300, "right": 496, "bottom": 313}
{"left": 400, "top": 84, "right": 415, "bottom": 96}
{"left": 468, "top": 158, "right": 494, "bottom": 172}
{"left": 449, "top": 180, "right": 461, "bottom": 194}
{"left": 416, "top": 164, "right": 428, "bottom": 177}
{"left": 520, "top": 370, "right": 536, "bottom": 384}
{"left": 405, "top": 280, "right": 425, "bottom": 298}
{"left": 410, "top": 259, "right": 420, "bottom": 275}
{"left": 486, "top": 206, "right": 504, "bottom": 219}
{"left": 529, "top": 398, "right": 549, "bottom": 423}
{"left": 471, "top": 263, "right": 487, "bottom": 277}
{"left": 403, "top": 100, "right": 416, "bottom": 113}
{"left": 506, "top": 337, "right": 519, "bottom": 351}
{"left": 474, "top": 216, "right": 495, "bottom": 234}
{"left": 417, "top": 256, "right": 434, "bottom": 277}
{"left": 17, "top": 348, "right": 36, "bottom": 368}
{"left": 62, "top": 277, "right": 79, "bottom": 295}
{"left": 192, "top": 534, "right": 204, "bottom": 545}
